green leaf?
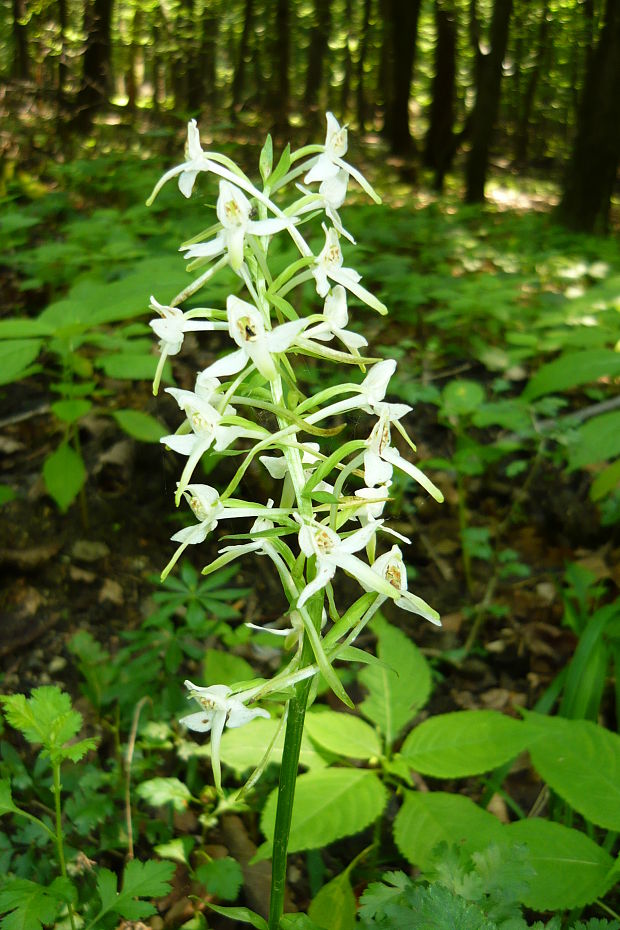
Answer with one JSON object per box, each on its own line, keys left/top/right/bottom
{"left": 281, "top": 915, "right": 327, "bottom": 930}
{"left": 525, "top": 712, "right": 620, "bottom": 830}
{"left": 0, "top": 779, "right": 20, "bottom": 817}
{"left": 523, "top": 349, "right": 620, "bottom": 401}
{"left": 100, "top": 352, "right": 166, "bottom": 380}
{"left": 259, "top": 770, "right": 387, "bottom": 857}
{"left": 259, "top": 134, "right": 273, "bottom": 181}
{"left": 206, "top": 903, "right": 268, "bottom": 929}
{"left": 308, "top": 869, "right": 356, "bottom": 930}
{"left": 0, "top": 485, "right": 17, "bottom": 506}
{"left": 0, "top": 319, "right": 51, "bottom": 338}
{"left": 203, "top": 650, "right": 254, "bottom": 688}
{"left": 154, "top": 836, "right": 195, "bottom": 865}
{"left": 95, "top": 859, "right": 175, "bottom": 922}
{"left": 304, "top": 708, "right": 382, "bottom": 760}
{"left": 42, "top": 443, "right": 86, "bottom": 512}
{"left": 568, "top": 411, "right": 620, "bottom": 469}
{"left": 219, "top": 717, "right": 327, "bottom": 775}
{"left": 269, "top": 143, "right": 291, "bottom": 189}
{"left": 0, "top": 687, "right": 82, "bottom": 754}
{"left": 50, "top": 399, "right": 92, "bottom": 423}
{"left": 359, "top": 615, "right": 432, "bottom": 750}
{"left": 441, "top": 380, "right": 485, "bottom": 417}
{"left": 500, "top": 819, "right": 614, "bottom": 910}
{"left": 136, "top": 777, "right": 192, "bottom": 812}
{"left": 393, "top": 791, "right": 504, "bottom": 870}
{"left": 591, "top": 459, "right": 620, "bottom": 501}
{"left": 0, "top": 877, "right": 74, "bottom": 930}
{"left": 400, "top": 710, "right": 530, "bottom": 777}
{"left": 0, "top": 339, "right": 42, "bottom": 385}
{"left": 195, "top": 857, "right": 243, "bottom": 901}
{"left": 112, "top": 409, "right": 167, "bottom": 442}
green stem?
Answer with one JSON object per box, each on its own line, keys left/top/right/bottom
{"left": 52, "top": 761, "right": 77, "bottom": 930}
{"left": 268, "top": 643, "right": 314, "bottom": 930}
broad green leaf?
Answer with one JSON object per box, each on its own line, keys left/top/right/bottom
{"left": 523, "top": 349, "right": 620, "bottom": 401}
{"left": 441, "top": 380, "right": 485, "bottom": 417}
{"left": 591, "top": 459, "right": 620, "bottom": 500}
{"left": 281, "top": 914, "right": 327, "bottom": 929}
{"left": 0, "top": 878, "right": 73, "bottom": 930}
{"left": 203, "top": 650, "right": 254, "bottom": 688}
{"left": 112, "top": 409, "right": 167, "bottom": 442}
{"left": 219, "top": 717, "right": 327, "bottom": 774}
{"left": 100, "top": 352, "right": 164, "bottom": 380}
{"left": 0, "top": 485, "right": 17, "bottom": 506}
{"left": 400, "top": 710, "right": 530, "bottom": 777}
{"left": 0, "top": 339, "right": 42, "bottom": 385}
{"left": 359, "top": 615, "right": 432, "bottom": 749}
{"left": 393, "top": 791, "right": 503, "bottom": 869}
{"left": 50, "top": 399, "right": 92, "bottom": 423}
{"left": 95, "top": 859, "right": 175, "bottom": 922}
{"left": 136, "top": 777, "right": 192, "bottom": 812}
{"left": 568, "top": 411, "right": 620, "bottom": 469}
{"left": 260, "top": 770, "right": 387, "bottom": 856}
{"left": 500, "top": 819, "right": 614, "bottom": 910}
{"left": 206, "top": 903, "right": 268, "bottom": 929}
{"left": 304, "top": 708, "right": 382, "bottom": 760}
{"left": 0, "top": 320, "right": 51, "bottom": 338}
{"left": 308, "top": 870, "right": 356, "bottom": 930}
{"left": 43, "top": 443, "right": 86, "bottom": 512}
{"left": 525, "top": 712, "right": 620, "bottom": 830}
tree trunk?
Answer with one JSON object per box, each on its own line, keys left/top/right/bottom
{"left": 340, "top": 0, "right": 353, "bottom": 114}
{"left": 513, "top": 0, "right": 550, "bottom": 164}
{"left": 75, "top": 0, "right": 114, "bottom": 124}
{"left": 271, "top": 0, "right": 290, "bottom": 134}
{"left": 356, "top": 0, "right": 372, "bottom": 129}
{"left": 464, "top": 0, "right": 512, "bottom": 202}
{"left": 377, "top": 0, "right": 394, "bottom": 137}
{"left": 201, "top": 5, "right": 220, "bottom": 107}
{"left": 384, "top": 0, "right": 422, "bottom": 154}
{"left": 232, "top": 0, "right": 255, "bottom": 108}
{"left": 424, "top": 0, "right": 457, "bottom": 190}
{"left": 11, "top": 0, "right": 30, "bottom": 79}
{"left": 57, "top": 0, "right": 68, "bottom": 103}
{"left": 304, "top": 0, "right": 332, "bottom": 108}
{"left": 556, "top": 0, "right": 620, "bottom": 233}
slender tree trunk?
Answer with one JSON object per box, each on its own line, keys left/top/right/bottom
{"left": 464, "top": 0, "right": 513, "bottom": 202}
{"left": 304, "top": 0, "right": 332, "bottom": 108}
{"left": 356, "top": 0, "right": 372, "bottom": 129}
{"left": 340, "top": 0, "right": 353, "bottom": 114}
{"left": 272, "top": 0, "right": 290, "bottom": 133}
{"left": 201, "top": 4, "right": 220, "bottom": 107}
{"left": 514, "top": 0, "right": 550, "bottom": 164}
{"left": 76, "top": 0, "right": 114, "bottom": 124}
{"left": 57, "top": 0, "right": 68, "bottom": 103}
{"left": 232, "top": 0, "right": 255, "bottom": 108}
{"left": 12, "top": 0, "right": 30, "bottom": 79}
{"left": 424, "top": 0, "right": 457, "bottom": 190}
{"left": 377, "top": 0, "right": 394, "bottom": 136}
{"left": 556, "top": 0, "right": 620, "bottom": 233}
{"left": 384, "top": 0, "right": 422, "bottom": 154}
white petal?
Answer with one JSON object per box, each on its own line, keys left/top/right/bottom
{"left": 161, "top": 433, "right": 199, "bottom": 456}
{"left": 248, "top": 217, "right": 292, "bottom": 236}
{"left": 182, "top": 235, "right": 226, "bottom": 260}
{"left": 382, "top": 447, "right": 444, "bottom": 503}
{"left": 226, "top": 703, "right": 270, "bottom": 728}
{"left": 179, "top": 710, "right": 214, "bottom": 732}
{"left": 304, "top": 153, "right": 339, "bottom": 185}
{"left": 364, "top": 448, "right": 393, "bottom": 487}
{"left": 397, "top": 592, "right": 441, "bottom": 625}
{"left": 266, "top": 319, "right": 306, "bottom": 353}
{"left": 297, "top": 562, "right": 335, "bottom": 607}
{"left": 171, "top": 522, "right": 210, "bottom": 545}
{"left": 179, "top": 168, "right": 199, "bottom": 198}
{"left": 204, "top": 348, "right": 247, "bottom": 379}
{"left": 226, "top": 225, "right": 246, "bottom": 272}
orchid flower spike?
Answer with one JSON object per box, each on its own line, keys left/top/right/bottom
{"left": 304, "top": 286, "right": 368, "bottom": 355}
{"left": 364, "top": 409, "right": 444, "bottom": 503}
{"left": 149, "top": 296, "right": 226, "bottom": 394}
{"left": 181, "top": 680, "right": 269, "bottom": 792}
{"left": 296, "top": 518, "right": 383, "bottom": 608}
{"left": 371, "top": 546, "right": 441, "bottom": 624}
{"left": 303, "top": 112, "right": 381, "bottom": 205}
{"left": 203, "top": 295, "right": 306, "bottom": 382}
{"left": 182, "top": 179, "right": 294, "bottom": 273}
{"left": 313, "top": 226, "right": 386, "bottom": 315}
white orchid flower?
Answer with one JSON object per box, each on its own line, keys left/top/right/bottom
{"left": 260, "top": 442, "right": 321, "bottom": 480}
{"left": 203, "top": 295, "right": 306, "bottom": 382}
{"left": 306, "top": 358, "right": 399, "bottom": 425}
{"left": 304, "top": 286, "right": 368, "bottom": 355}
{"left": 370, "top": 546, "right": 441, "bottom": 624}
{"left": 296, "top": 170, "right": 355, "bottom": 243}
{"left": 161, "top": 387, "right": 263, "bottom": 499}
{"left": 313, "top": 226, "right": 386, "bottom": 314}
{"left": 149, "top": 296, "right": 227, "bottom": 394}
{"left": 303, "top": 112, "right": 380, "bottom": 205}
{"left": 182, "top": 180, "right": 293, "bottom": 273}
{"left": 181, "top": 680, "right": 269, "bottom": 791}
{"left": 364, "top": 410, "right": 444, "bottom": 503}
{"left": 296, "top": 519, "right": 383, "bottom": 608}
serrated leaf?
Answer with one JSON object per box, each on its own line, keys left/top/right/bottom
{"left": 260, "top": 770, "right": 387, "bottom": 857}
{"left": 136, "top": 777, "right": 192, "bottom": 811}
{"left": 308, "top": 869, "right": 356, "bottom": 930}
{"left": 155, "top": 836, "right": 195, "bottom": 865}
{"left": 0, "top": 877, "right": 73, "bottom": 930}
{"left": 0, "top": 687, "right": 82, "bottom": 755}
{"left": 359, "top": 615, "right": 432, "bottom": 749}
{"left": 525, "top": 712, "right": 620, "bottom": 831}
{"left": 500, "top": 819, "right": 614, "bottom": 910}
{"left": 0, "top": 779, "right": 20, "bottom": 816}
{"left": 304, "top": 708, "right": 382, "bottom": 760}
{"left": 523, "top": 349, "right": 620, "bottom": 401}
{"left": 42, "top": 443, "right": 86, "bottom": 512}
{"left": 95, "top": 859, "right": 175, "bottom": 922}
{"left": 400, "top": 710, "right": 530, "bottom": 777}
{"left": 0, "top": 339, "right": 42, "bottom": 385}
{"left": 112, "top": 409, "right": 167, "bottom": 442}
{"left": 393, "top": 791, "right": 504, "bottom": 870}
{"left": 195, "top": 857, "right": 243, "bottom": 901}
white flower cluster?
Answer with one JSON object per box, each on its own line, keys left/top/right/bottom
{"left": 147, "top": 114, "right": 443, "bottom": 788}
